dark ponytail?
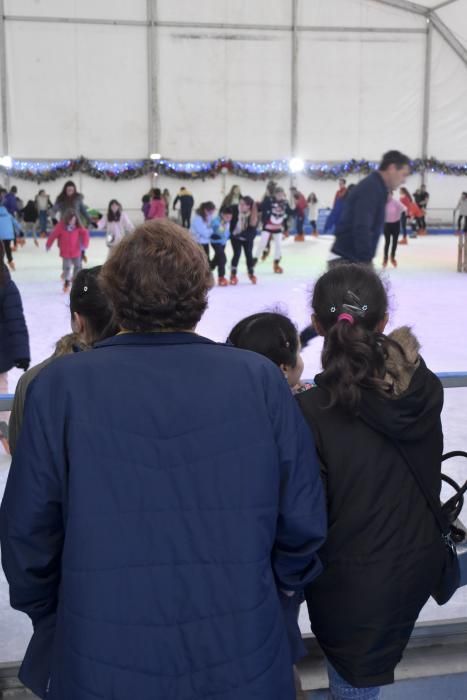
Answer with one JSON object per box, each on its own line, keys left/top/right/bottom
{"left": 70, "top": 266, "right": 119, "bottom": 343}
{"left": 312, "top": 264, "right": 402, "bottom": 412}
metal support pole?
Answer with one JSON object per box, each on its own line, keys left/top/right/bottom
{"left": 290, "top": 0, "right": 299, "bottom": 189}
{"left": 370, "top": 0, "right": 428, "bottom": 15}
{"left": 291, "top": 0, "right": 298, "bottom": 158}
{"left": 431, "top": 12, "right": 467, "bottom": 70}
{"left": 147, "top": 0, "right": 159, "bottom": 156}
{"left": 421, "top": 19, "right": 433, "bottom": 185}
{"left": 0, "top": 0, "right": 10, "bottom": 186}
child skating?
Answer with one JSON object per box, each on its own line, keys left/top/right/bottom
{"left": 46, "top": 209, "right": 90, "bottom": 292}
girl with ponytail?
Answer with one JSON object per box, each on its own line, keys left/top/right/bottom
{"left": 297, "top": 263, "right": 446, "bottom": 699}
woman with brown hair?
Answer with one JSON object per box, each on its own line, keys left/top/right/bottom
{"left": 1, "top": 219, "right": 326, "bottom": 700}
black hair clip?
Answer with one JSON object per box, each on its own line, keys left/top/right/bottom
{"left": 342, "top": 290, "right": 368, "bottom": 318}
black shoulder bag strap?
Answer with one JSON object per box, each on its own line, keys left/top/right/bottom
{"left": 395, "top": 442, "right": 460, "bottom": 606}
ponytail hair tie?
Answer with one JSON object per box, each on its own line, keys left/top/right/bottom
{"left": 337, "top": 313, "right": 354, "bottom": 325}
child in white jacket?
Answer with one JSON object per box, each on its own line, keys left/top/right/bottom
{"left": 98, "top": 200, "right": 134, "bottom": 254}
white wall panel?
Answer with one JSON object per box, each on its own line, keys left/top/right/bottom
{"left": 428, "top": 31, "right": 467, "bottom": 159}
{"left": 298, "top": 0, "right": 426, "bottom": 29}
{"left": 5, "top": 22, "right": 147, "bottom": 158}
{"left": 297, "top": 32, "right": 424, "bottom": 160}
{"left": 157, "top": 28, "right": 291, "bottom": 159}
{"left": 4, "top": 0, "right": 147, "bottom": 21}
{"left": 157, "top": 0, "right": 291, "bottom": 26}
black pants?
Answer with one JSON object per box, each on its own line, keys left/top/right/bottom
{"left": 384, "top": 221, "right": 400, "bottom": 260}
{"left": 231, "top": 236, "right": 255, "bottom": 275}
{"left": 181, "top": 211, "right": 192, "bottom": 228}
{"left": 295, "top": 214, "right": 304, "bottom": 235}
{"left": 401, "top": 212, "right": 407, "bottom": 238}
{"left": 210, "top": 243, "right": 226, "bottom": 278}
{"left": 200, "top": 244, "right": 210, "bottom": 262}
{"left": 310, "top": 219, "right": 317, "bottom": 233}
{"left": 299, "top": 324, "right": 318, "bottom": 349}
{"left": 2, "top": 240, "right": 13, "bottom": 263}
{"left": 411, "top": 217, "right": 424, "bottom": 233}
{"left": 458, "top": 215, "right": 467, "bottom": 232}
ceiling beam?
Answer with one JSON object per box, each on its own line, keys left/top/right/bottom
{"left": 430, "top": 12, "right": 467, "bottom": 69}
{"left": 369, "top": 0, "right": 428, "bottom": 15}
{"left": 431, "top": 1, "right": 459, "bottom": 10}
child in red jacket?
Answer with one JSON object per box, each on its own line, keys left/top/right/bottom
{"left": 46, "top": 209, "right": 90, "bottom": 292}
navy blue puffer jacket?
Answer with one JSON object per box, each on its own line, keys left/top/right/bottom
{"left": 0, "top": 268, "right": 30, "bottom": 373}
{"left": 0, "top": 332, "right": 326, "bottom": 700}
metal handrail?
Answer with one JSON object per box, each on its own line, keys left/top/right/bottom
{"left": 1, "top": 372, "right": 467, "bottom": 411}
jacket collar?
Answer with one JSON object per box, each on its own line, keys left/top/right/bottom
{"left": 94, "top": 331, "right": 217, "bottom": 350}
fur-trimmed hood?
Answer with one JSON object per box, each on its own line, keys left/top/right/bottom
{"left": 385, "top": 326, "right": 421, "bottom": 396}
{"left": 358, "top": 327, "right": 443, "bottom": 443}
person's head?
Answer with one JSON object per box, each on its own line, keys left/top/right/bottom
{"left": 162, "top": 188, "right": 170, "bottom": 196}
{"left": 227, "top": 312, "right": 303, "bottom": 388}
{"left": 60, "top": 180, "right": 77, "bottom": 199}
{"left": 196, "top": 201, "right": 216, "bottom": 221}
{"left": 378, "top": 151, "right": 411, "bottom": 190}
{"left": 462, "top": 192, "right": 467, "bottom": 200}
{"left": 239, "top": 195, "right": 254, "bottom": 213}
{"left": 220, "top": 205, "right": 233, "bottom": 223}
{"left": 107, "top": 199, "right": 122, "bottom": 222}
{"left": 338, "top": 178, "right": 346, "bottom": 188}
{"left": 266, "top": 180, "right": 277, "bottom": 196}
{"left": 180, "top": 187, "right": 187, "bottom": 192}
{"left": 309, "top": 193, "right": 318, "bottom": 204}
{"left": 230, "top": 185, "right": 241, "bottom": 197}
{"left": 290, "top": 186, "right": 297, "bottom": 194}
{"left": 62, "top": 208, "right": 80, "bottom": 227}
{"left": 70, "top": 267, "right": 118, "bottom": 345}
{"left": 100, "top": 221, "right": 211, "bottom": 333}
{"left": 152, "top": 188, "right": 161, "bottom": 200}
{"left": 421, "top": 184, "right": 427, "bottom": 192}
{"left": 311, "top": 263, "right": 394, "bottom": 412}
{"left": 399, "top": 186, "right": 412, "bottom": 201}
{"left": 38, "top": 189, "right": 45, "bottom": 196}
{"left": 274, "top": 187, "right": 286, "bottom": 201}
{"left": 10, "top": 186, "right": 17, "bottom": 194}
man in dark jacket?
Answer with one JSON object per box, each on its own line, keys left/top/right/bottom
{"left": 331, "top": 151, "right": 411, "bottom": 264}
{"left": 173, "top": 187, "right": 194, "bottom": 228}
{"left": 0, "top": 221, "right": 326, "bottom": 700}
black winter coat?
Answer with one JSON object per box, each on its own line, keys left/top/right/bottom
{"left": 297, "top": 333, "right": 445, "bottom": 688}
{"left": 0, "top": 269, "right": 30, "bottom": 373}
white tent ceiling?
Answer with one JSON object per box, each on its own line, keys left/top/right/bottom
{"left": 375, "top": 0, "right": 467, "bottom": 49}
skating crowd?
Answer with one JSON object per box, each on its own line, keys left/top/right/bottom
{"left": 0, "top": 152, "right": 466, "bottom": 700}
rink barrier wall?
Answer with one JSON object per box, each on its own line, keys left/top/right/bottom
{"left": 1, "top": 372, "right": 467, "bottom": 411}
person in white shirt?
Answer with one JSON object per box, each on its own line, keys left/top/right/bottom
{"left": 98, "top": 200, "right": 134, "bottom": 254}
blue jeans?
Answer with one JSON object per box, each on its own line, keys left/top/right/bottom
{"left": 327, "top": 663, "right": 380, "bottom": 699}
{"left": 38, "top": 210, "right": 48, "bottom": 233}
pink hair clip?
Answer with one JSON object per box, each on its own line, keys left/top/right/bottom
{"left": 337, "top": 313, "right": 354, "bottom": 325}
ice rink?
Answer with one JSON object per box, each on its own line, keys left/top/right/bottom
{"left": 0, "top": 231, "right": 466, "bottom": 664}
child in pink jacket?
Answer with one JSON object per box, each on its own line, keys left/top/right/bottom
{"left": 46, "top": 209, "right": 90, "bottom": 292}
{"left": 147, "top": 188, "right": 166, "bottom": 220}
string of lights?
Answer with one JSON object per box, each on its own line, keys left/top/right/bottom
{"left": 0, "top": 155, "right": 466, "bottom": 183}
